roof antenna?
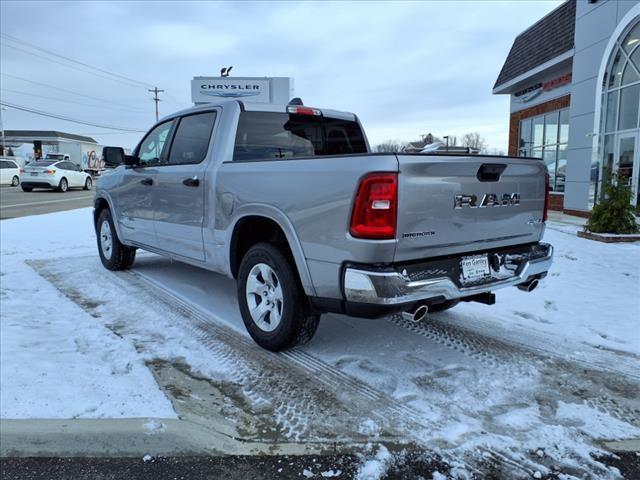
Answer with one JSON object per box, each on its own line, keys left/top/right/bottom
{"left": 288, "top": 97, "right": 303, "bottom": 106}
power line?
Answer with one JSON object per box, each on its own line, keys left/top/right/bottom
{"left": 1, "top": 73, "right": 148, "bottom": 112}
{"left": 0, "top": 33, "right": 154, "bottom": 89}
{"left": 1, "top": 42, "right": 150, "bottom": 89}
{"left": 1, "top": 87, "right": 149, "bottom": 114}
{"left": 0, "top": 101, "right": 146, "bottom": 132}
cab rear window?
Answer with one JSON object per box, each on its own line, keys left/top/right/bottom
{"left": 233, "top": 112, "right": 367, "bottom": 161}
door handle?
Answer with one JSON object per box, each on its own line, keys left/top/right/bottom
{"left": 182, "top": 176, "right": 200, "bottom": 187}
{"left": 140, "top": 178, "right": 153, "bottom": 186}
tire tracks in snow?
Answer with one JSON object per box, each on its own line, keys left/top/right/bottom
{"left": 389, "top": 314, "right": 640, "bottom": 428}
{"left": 29, "top": 257, "right": 639, "bottom": 479}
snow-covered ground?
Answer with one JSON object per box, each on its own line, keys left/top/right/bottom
{"left": 1, "top": 208, "right": 639, "bottom": 478}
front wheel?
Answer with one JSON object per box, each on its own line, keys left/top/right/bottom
{"left": 83, "top": 177, "right": 93, "bottom": 190}
{"left": 96, "top": 209, "right": 136, "bottom": 270}
{"left": 11, "top": 176, "right": 19, "bottom": 187}
{"left": 237, "top": 243, "right": 319, "bottom": 351}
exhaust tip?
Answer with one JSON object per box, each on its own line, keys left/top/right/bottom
{"left": 402, "top": 304, "right": 429, "bottom": 322}
{"left": 517, "top": 279, "right": 539, "bottom": 292}
{"left": 413, "top": 305, "right": 428, "bottom": 322}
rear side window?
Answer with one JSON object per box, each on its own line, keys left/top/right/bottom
{"left": 324, "top": 117, "right": 367, "bottom": 155}
{"left": 0, "top": 161, "right": 7, "bottom": 169}
{"left": 168, "top": 111, "right": 217, "bottom": 165}
{"left": 233, "top": 112, "right": 367, "bottom": 161}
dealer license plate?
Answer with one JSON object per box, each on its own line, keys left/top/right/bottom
{"left": 460, "top": 254, "right": 491, "bottom": 282}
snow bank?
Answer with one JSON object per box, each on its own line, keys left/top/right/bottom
{"left": 0, "top": 209, "right": 175, "bottom": 419}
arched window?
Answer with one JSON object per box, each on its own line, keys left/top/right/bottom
{"left": 598, "top": 18, "right": 640, "bottom": 206}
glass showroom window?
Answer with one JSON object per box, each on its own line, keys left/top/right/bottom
{"left": 519, "top": 108, "right": 569, "bottom": 192}
{"left": 598, "top": 18, "right": 640, "bottom": 207}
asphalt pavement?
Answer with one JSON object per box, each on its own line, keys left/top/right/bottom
{"left": 0, "top": 185, "right": 94, "bottom": 219}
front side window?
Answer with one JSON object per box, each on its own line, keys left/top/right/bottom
{"left": 168, "top": 112, "right": 216, "bottom": 165}
{"left": 138, "top": 121, "right": 174, "bottom": 166}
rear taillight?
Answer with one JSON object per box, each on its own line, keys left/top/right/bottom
{"left": 46, "top": 169, "right": 56, "bottom": 174}
{"left": 350, "top": 173, "right": 398, "bottom": 239}
{"left": 543, "top": 171, "right": 550, "bottom": 222}
{"left": 19, "top": 169, "right": 25, "bottom": 174}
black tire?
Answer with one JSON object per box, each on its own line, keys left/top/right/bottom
{"left": 237, "top": 242, "right": 319, "bottom": 351}
{"left": 96, "top": 208, "right": 137, "bottom": 271}
{"left": 83, "top": 177, "right": 93, "bottom": 190}
{"left": 21, "top": 186, "right": 32, "bottom": 192}
{"left": 11, "top": 175, "right": 20, "bottom": 187}
{"left": 57, "top": 177, "right": 68, "bottom": 192}
{"left": 428, "top": 299, "right": 460, "bottom": 313}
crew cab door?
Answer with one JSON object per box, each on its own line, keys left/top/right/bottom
{"left": 118, "top": 119, "right": 174, "bottom": 248}
{"left": 152, "top": 110, "right": 217, "bottom": 261}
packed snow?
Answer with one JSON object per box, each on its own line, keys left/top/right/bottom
{"left": 1, "top": 207, "right": 639, "bottom": 478}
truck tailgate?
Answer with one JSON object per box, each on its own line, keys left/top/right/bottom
{"left": 394, "top": 154, "right": 546, "bottom": 262}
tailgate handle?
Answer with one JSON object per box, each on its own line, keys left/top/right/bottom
{"left": 477, "top": 163, "right": 506, "bottom": 182}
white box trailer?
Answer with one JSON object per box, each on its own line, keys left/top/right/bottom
{"left": 44, "top": 142, "right": 107, "bottom": 175}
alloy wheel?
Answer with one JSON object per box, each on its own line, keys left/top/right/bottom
{"left": 100, "top": 220, "right": 113, "bottom": 260}
{"left": 245, "top": 263, "right": 284, "bottom": 332}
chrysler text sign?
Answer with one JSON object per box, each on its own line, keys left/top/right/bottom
{"left": 191, "top": 78, "right": 271, "bottom": 104}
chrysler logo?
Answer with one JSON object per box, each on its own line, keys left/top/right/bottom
{"left": 454, "top": 193, "right": 520, "bottom": 209}
{"left": 201, "top": 91, "right": 260, "bottom": 98}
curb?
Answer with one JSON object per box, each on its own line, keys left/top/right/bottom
{"left": 0, "top": 418, "right": 406, "bottom": 458}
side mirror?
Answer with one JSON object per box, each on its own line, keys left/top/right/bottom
{"left": 102, "top": 146, "right": 125, "bottom": 168}
{"left": 124, "top": 155, "right": 140, "bottom": 167}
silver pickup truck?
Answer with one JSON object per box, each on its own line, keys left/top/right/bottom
{"left": 95, "top": 99, "right": 553, "bottom": 351}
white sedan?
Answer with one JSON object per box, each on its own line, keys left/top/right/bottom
{"left": 0, "top": 158, "right": 21, "bottom": 186}
{"left": 21, "top": 160, "right": 93, "bottom": 192}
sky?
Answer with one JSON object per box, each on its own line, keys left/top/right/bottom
{"left": 0, "top": 0, "right": 562, "bottom": 153}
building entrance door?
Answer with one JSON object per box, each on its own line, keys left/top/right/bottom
{"left": 615, "top": 133, "right": 639, "bottom": 207}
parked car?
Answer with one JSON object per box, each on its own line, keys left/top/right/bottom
{"left": 94, "top": 99, "right": 553, "bottom": 351}
{"left": 21, "top": 160, "right": 93, "bottom": 192}
{"left": 0, "top": 158, "right": 21, "bottom": 186}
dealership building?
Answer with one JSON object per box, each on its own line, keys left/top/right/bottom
{"left": 494, "top": 0, "right": 640, "bottom": 215}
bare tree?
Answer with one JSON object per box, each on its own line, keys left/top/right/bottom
{"left": 461, "top": 132, "right": 487, "bottom": 152}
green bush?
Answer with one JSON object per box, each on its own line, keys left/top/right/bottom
{"left": 586, "top": 172, "right": 639, "bottom": 234}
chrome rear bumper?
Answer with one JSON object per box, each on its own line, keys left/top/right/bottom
{"left": 343, "top": 243, "right": 553, "bottom": 305}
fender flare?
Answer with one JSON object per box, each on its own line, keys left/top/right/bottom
{"left": 93, "top": 193, "right": 126, "bottom": 243}
{"left": 226, "top": 204, "right": 316, "bottom": 297}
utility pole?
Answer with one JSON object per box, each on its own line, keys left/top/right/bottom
{"left": 148, "top": 87, "right": 164, "bottom": 122}
{"left": 0, "top": 106, "right": 6, "bottom": 157}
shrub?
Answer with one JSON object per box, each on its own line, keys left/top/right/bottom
{"left": 586, "top": 172, "right": 639, "bottom": 234}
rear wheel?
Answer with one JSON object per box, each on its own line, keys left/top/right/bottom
{"left": 21, "top": 186, "right": 32, "bottom": 192}
{"left": 97, "top": 209, "right": 136, "bottom": 270}
{"left": 11, "top": 175, "right": 19, "bottom": 187}
{"left": 57, "top": 177, "right": 68, "bottom": 192}
{"left": 83, "top": 177, "right": 93, "bottom": 190}
{"left": 237, "top": 242, "right": 319, "bottom": 351}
